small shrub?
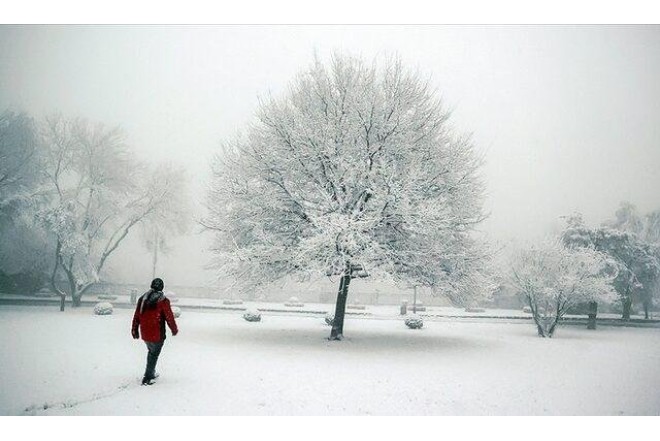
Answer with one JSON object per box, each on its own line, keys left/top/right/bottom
{"left": 172, "top": 306, "right": 181, "bottom": 318}
{"left": 93, "top": 302, "right": 113, "bottom": 315}
{"left": 97, "top": 294, "right": 117, "bottom": 301}
{"left": 324, "top": 313, "right": 334, "bottom": 326}
{"left": 522, "top": 306, "right": 532, "bottom": 313}
{"left": 243, "top": 310, "right": 261, "bottom": 322}
{"left": 404, "top": 316, "right": 423, "bottom": 329}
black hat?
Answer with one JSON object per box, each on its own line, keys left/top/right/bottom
{"left": 150, "top": 278, "right": 164, "bottom": 291}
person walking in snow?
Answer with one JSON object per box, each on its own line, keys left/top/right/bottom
{"left": 131, "top": 278, "right": 178, "bottom": 385}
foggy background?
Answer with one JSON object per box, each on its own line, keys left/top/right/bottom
{"left": 1, "top": 24, "right": 659, "bottom": 287}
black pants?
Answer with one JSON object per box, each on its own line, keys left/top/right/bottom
{"left": 144, "top": 340, "right": 164, "bottom": 380}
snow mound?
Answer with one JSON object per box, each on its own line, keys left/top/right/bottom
{"left": 284, "top": 296, "right": 304, "bottom": 307}
{"left": 172, "top": 306, "right": 181, "bottom": 318}
{"left": 243, "top": 311, "right": 262, "bottom": 322}
{"left": 166, "top": 291, "right": 179, "bottom": 303}
{"left": 404, "top": 316, "right": 423, "bottom": 329}
{"left": 324, "top": 313, "right": 334, "bottom": 326}
{"left": 93, "top": 302, "right": 113, "bottom": 315}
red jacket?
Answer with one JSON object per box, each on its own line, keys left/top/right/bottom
{"left": 132, "top": 290, "right": 178, "bottom": 342}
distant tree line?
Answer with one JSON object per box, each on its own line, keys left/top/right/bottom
{"left": 509, "top": 202, "right": 660, "bottom": 337}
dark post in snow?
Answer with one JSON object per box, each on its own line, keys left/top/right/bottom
{"left": 413, "top": 285, "right": 418, "bottom": 314}
{"left": 587, "top": 301, "right": 598, "bottom": 330}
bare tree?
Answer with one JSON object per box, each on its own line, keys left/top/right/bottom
{"left": 510, "top": 239, "right": 617, "bottom": 338}
{"left": 38, "top": 115, "right": 185, "bottom": 310}
{"left": 138, "top": 165, "right": 192, "bottom": 279}
{"left": 205, "top": 54, "right": 490, "bottom": 339}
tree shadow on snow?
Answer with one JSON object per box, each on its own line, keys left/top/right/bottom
{"left": 192, "top": 322, "right": 486, "bottom": 355}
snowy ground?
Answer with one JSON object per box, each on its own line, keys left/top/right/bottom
{"left": 1, "top": 305, "right": 659, "bottom": 416}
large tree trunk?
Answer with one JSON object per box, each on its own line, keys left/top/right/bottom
{"left": 72, "top": 292, "right": 82, "bottom": 308}
{"left": 329, "top": 272, "right": 351, "bottom": 341}
{"left": 587, "top": 301, "right": 598, "bottom": 330}
{"left": 68, "top": 276, "right": 82, "bottom": 308}
{"left": 72, "top": 282, "right": 95, "bottom": 308}
{"left": 531, "top": 313, "right": 548, "bottom": 338}
{"left": 528, "top": 297, "right": 548, "bottom": 337}
{"left": 622, "top": 297, "right": 632, "bottom": 320}
{"left": 532, "top": 311, "right": 561, "bottom": 338}
{"left": 547, "top": 319, "right": 559, "bottom": 338}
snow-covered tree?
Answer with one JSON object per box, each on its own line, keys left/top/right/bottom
{"left": 604, "top": 201, "right": 644, "bottom": 236}
{"left": 605, "top": 203, "right": 660, "bottom": 318}
{"left": 564, "top": 207, "right": 660, "bottom": 319}
{"left": 38, "top": 115, "right": 187, "bottom": 310}
{"left": 643, "top": 209, "right": 660, "bottom": 244}
{"left": 205, "top": 53, "right": 490, "bottom": 339}
{"left": 0, "top": 110, "right": 42, "bottom": 213}
{"left": 138, "top": 164, "right": 192, "bottom": 279}
{"left": 0, "top": 110, "right": 51, "bottom": 293}
{"left": 510, "top": 238, "right": 617, "bottom": 338}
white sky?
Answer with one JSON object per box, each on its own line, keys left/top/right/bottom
{"left": 1, "top": 24, "right": 659, "bottom": 285}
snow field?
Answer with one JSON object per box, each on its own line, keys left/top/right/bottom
{"left": 1, "top": 306, "right": 659, "bottom": 415}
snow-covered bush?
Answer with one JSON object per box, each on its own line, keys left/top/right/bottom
{"left": 284, "top": 296, "right": 304, "bottom": 307}
{"left": 243, "top": 310, "right": 261, "bottom": 322}
{"left": 93, "top": 302, "right": 113, "bottom": 315}
{"left": 405, "top": 317, "right": 424, "bottom": 329}
{"left": 172, "top": 306, "right": 181, "bottom": 318}
{"left": 510, "top": 238, "right": 617, "bottom": 337}
{"left": 324, "top": 313, "right": 334, "bottom": 326}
